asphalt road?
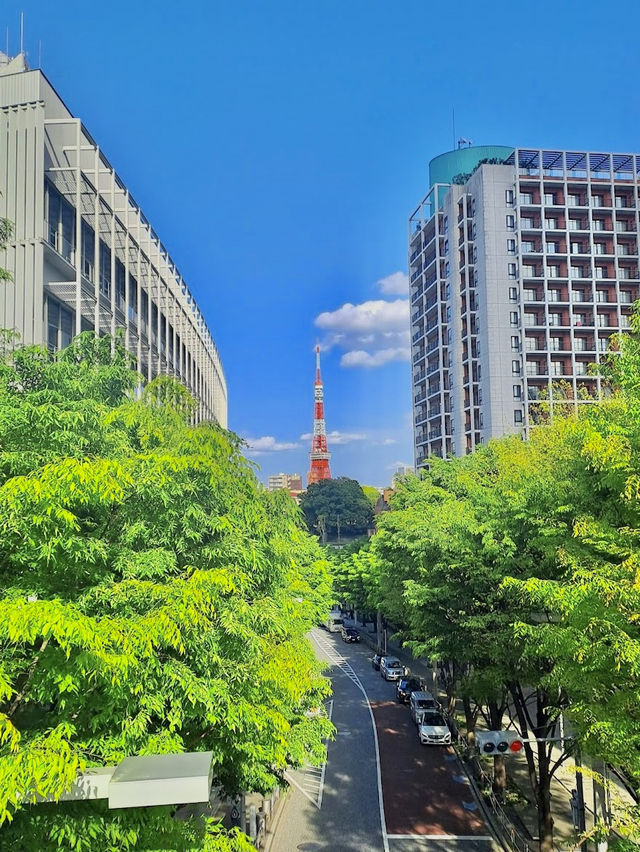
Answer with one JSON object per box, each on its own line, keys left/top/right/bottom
{"left": 268, "top": 630, "right": 498, "bottom": 852}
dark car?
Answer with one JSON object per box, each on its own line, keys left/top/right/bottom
{"left": 341, "top": 627, "right": 361, "bottom": 643}
{"left": 396, "top": 676, "right": 422, "bottom": 704}
{"left": 371, "top": 653, "right": 382, "bottom": 670}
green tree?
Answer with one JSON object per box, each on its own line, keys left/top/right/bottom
{"left": 0, "top": 335, "right": 334, "bottom": 850}
{"left": 299, "top": 477, "right": 373, "bottom": 541}
{"left": 361, "top": 485, "right": 380, "bottom": 510}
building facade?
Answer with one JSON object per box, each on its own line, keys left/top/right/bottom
{"left": 0, "top": 52, "right": 227, "bottom": 426}
{"left": 410, "top": 146, "right": 640, "bottom": 465}
{"left": 267, "top": 473, "right": 303, "bottom": 493}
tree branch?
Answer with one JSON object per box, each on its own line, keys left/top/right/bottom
{"left": 7, "top": 637, "right": 49, "bottom": 718}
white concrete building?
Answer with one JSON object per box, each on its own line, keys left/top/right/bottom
{"left": 0, "top": 52, "right": 227, "bottom": 427}
{"left": 410, "top": 146, "right": 640, "bottom": 465}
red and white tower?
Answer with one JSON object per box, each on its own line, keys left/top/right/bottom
{"left": 307, "top": 345, "right": 331, "bottom": 486}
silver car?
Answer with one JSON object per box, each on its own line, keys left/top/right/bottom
{"left": 380, "top": 656, "right": 405, "bottom": 681}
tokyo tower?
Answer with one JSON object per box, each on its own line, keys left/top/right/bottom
{"left": 307, "top": 345, "right": 331, "bottom": 486}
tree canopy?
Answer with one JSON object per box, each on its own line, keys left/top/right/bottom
{"left": 337, "top": 316, "right": 640, "bottom": 850}
{"left": 299, "top": 477, "right": 373, "bottom": 540}
{"left": 0, "top": 335, "right": 334, "bottom": 851}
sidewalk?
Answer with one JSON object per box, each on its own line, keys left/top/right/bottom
{"left": 347, "top": 617, "right": 630, "bottom": 851}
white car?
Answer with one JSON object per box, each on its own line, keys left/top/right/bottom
{"left": 380, "top": 656, "right": 405, "bottom": 681}
{"left": 418, "top": 710, "right": 452, "bottom": 746}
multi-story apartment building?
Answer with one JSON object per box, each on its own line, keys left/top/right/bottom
{"left": 0, "top": 52, "right": 227, "bottom": 426}
{"left": 267, "top": 473, "right": 303, "bottom": 494}
{"left": 410, "top": 146, "right": 640, "bottom": 466}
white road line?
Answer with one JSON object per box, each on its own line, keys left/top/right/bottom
{"left": 283, "top": 698, "right": 333, "bottom": 810}
{"left": 316, "top": 698, "right": 332, "bottom": 809}
{"left": 312, "top": 629, "right": 390, "bottom": 852}
{"left": 386, "top": 835, "right": 493, "bottom": 841}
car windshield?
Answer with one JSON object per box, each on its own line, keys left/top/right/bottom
{"left": 422, "top": 713, "right": 446, "bottom": 727}
{"left": 387, "top": 661, "right": 402, "bottom": 668}
{"left": 416, "top": 699, "right": 434, "bottom": 708}
{"left": 406, "top": 680, "right": 420, "bottom": 689}
{"left": 345, "top": 629, "right": 357, "bottom": 635}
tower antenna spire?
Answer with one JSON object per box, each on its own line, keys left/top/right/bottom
{"left": 307, "top": 345, "right": 331, "bottom": 487}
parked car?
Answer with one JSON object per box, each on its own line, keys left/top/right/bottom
{"left": 380, "top": 656, "right": 405, "bottom": 681}
{"left": 410, "top": 690, "right": 439, "bottom": 723}
{"left": 396, "top": 676, "right": 422, "bottom": 704}
{"left": 341, "top": 627, "right": 360, "bottom": 643}
{"left": 371, "top": 653, "right": 382, "bottom": 670}
{"left": 418, "top": 710, "right": 451, "bottom": 745}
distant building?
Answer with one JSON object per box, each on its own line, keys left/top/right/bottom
{"left": 0, "top": 52, "right": 227, "bottom": 426}
{"left": 267, "top": 473, "right": 303, "bottom": 496}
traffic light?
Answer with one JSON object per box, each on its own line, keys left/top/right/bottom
{"left": 475, "top": 730, "right": 524, "bottom": 755}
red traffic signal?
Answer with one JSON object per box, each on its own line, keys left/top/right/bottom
{"left": 475, "top": 731, "right": 524, "bottom": 755}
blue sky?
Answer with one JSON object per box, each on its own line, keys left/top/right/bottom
{"left": 5, "top": 0, "right": 640, "bottom": 486}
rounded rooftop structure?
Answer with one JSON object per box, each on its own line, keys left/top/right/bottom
{"left": 429, "top": 145, "right": 514, "bottom": 188}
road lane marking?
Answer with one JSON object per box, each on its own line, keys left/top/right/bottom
{"left": 312, "top": 629, "right": 390, "bottom": 852}
{"left": 284, "top": 698, "right": 333, "bottom": 810}
{"left": 386, "top": 835, "right": 493, "bottom": 841}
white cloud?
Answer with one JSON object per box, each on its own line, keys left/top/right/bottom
{"left": 299, "top": 430, "right": 367, "bottom": 445}
{"left": 315, "top": 299, "right": 408, "bottom": 336}
{"left": 314, "top": 298, "right": 410, "bottom": 369}
{"left": 340, "top": 347, "right": 409, "bottom": 368}
{"left": 386, "top": 460, "right": 414, "bottom": 471}
{"left": 377, "top": 271, "right": 408, "bottom": 295}
{"left": 244, "top": 435, "right": 300, "bottom": 454}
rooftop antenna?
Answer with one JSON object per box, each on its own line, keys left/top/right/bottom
{"left": 38, "top": 39, "right": 41, "bottom": 67}
{"left": 457, "top": 137, "right": 473, "bottom": 149}
{"left": 5, "top": 26, "right": 9, "bottom": 57}
{"left": 20, "top": 12, "right": 24, "bottom": 56}
{"left": 452, "top": 107, "right": 456, "bottom": 150}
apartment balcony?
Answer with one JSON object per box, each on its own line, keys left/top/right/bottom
{"left": 414, "top": 392, "right": 427, "bottom": 405}
{"left": 412, "top": 329, "right": 424, "bottom": 344}
{"left": 410, "top": 269, "right": 422, "bottom": 283}
{"left": 413, "top": 349, "right": 425, "bottom": 364}
{"left": 414, "top": 369, "right": 426, "bottom": 383}
{"left": 427, "top": 384, "right": 441, "bottom": 398}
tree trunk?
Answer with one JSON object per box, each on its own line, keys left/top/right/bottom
{"left": 462, "top": 695, "right": 478, "bottom": 741}
{"left": 486, "top": 698, "right": 506, "bottom": 800}
{"left": 376, "top": 610, "right": 383, "bottom": 654}
{"left": 538, "top": 784, "right": 554, "bottom": 852}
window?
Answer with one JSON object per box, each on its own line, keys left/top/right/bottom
{"left": 548, "top": 289, "right": 561, "bottom": 302}
{"left": 591, "top": 194, "right": 604, "bottom": 208}
{"left": 444, "top": 239, "right": 449, "bottom": 254}
{"left": 545, "top": 241, "right": 558, "bottom": 254}
{"left": 571, "top": 289, "right": 586, "bottom": 302}
{"left": 544, "top": 193, "right": 556, "bottom": 205}
{"left": 81, "top": 220, "right": 95, "bottom": 282}
{"left": 594, "top": 242, "right": 606, "bottom": 255}
{"left": 568, "top": 218, "right": 581, "bottom": 231}
{"left": 128, "top": 274, "right": 138, "bottom": 322}
{"left": 509, "top": 286, "right": 518, "bottom": 301}
{"left": 505, "top": 189, "right": 514, "bottom": 205}
{"left": 513, "top": 384, "right": 522, "bottom": 399}
{"left": 521, "top": 217, "right": 535, "bottom": 229}
{"left": 115, "top": 259, "right": 126, "bottom": 310}
{"left": 507, "top": 238, "right": 516, "bottom": 254}
{"left": 512, "top": 360, "right": 521, "bottom": 375}
{"left": 473, "top": 246, "right": 478, "bottom": 264}
{"left": 550, "top": 336, "right": 563, "bottom": 351}
{"left": 549, "top": 312, "right": 562, "bottom": 326}
{"left": 443, "top": 215, "right": 448, "bottom": 233}
{"left": 596, "top": 290, "right": 609, "bottom": 303}
{"left": 511, "top": 335, "right": 520, "bottom": 352}
{"left": 472, "top": 223, "right": 477, "bottom": 240}
{"left": 521, "top": 241, "right": 535, "bottom": 252}
{"left": 551, "top": 362, "right": 564, "bottom": 376}
{"left": 568, "top": 194, "right": 581, "bottom": 207}
{"left": 445, "top": 261, "right": 450, "bottom": 277}
{"left": 47, "top": 300, "right": 60, "bottom": 352}
{"left": 598, "top": 314, "right": 611, "bottom": 327}
{"left": 506, "top": 214, "right": 515, "bottom": 230}
{"left": 545, "top": 218, "right": 558, "bottom": 230}
{"left": 514, "top": 410, "right": 523, "bottom": 425}
{"left": 140, "top": 289, "right": 149, "bottom": 334}
{"left": 570, "top": 266, "right": 586, "bottom": 279}
{"left": 99, "top": 241, "right": 111, "bottom": 298}
{"left": 520, "top": 192, "right": 534, "bottom": 205}
{"left": 546, "top": 265, "right": 560, "bottom": 278}
{"left": 510, "top": 311, "right": 519, "bottom": 327}
{"left": 573, "top": 313, "right": 587, "bottom": 326}
{"left": 47, "top": 298, "right": 73, "bottom": 352}
{"left": 508, "top": 263, "right": 517, "bottom": 278}
{"left": 593, "top": 219, "right": 605, "bottom": 231}
{"left": 595, "top": 267, "right": 608, "bottom": 279}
